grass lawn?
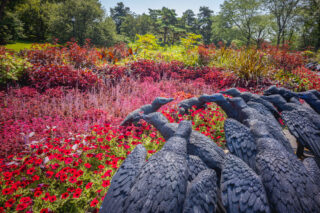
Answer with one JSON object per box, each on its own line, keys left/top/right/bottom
{"left": 3, "top": 41, "right": 35, "bottom": 51}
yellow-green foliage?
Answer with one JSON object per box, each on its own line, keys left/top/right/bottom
{"left": 135, "top": 34, "right": 159, "bottom": 51}
{"left": 0, "top": 51, "right": 31, "bottom": 84}
{"left": 315, "top": 50, "right": 320, "bottom": 63}
{"left": 212, "top": 48, "right": 273, "bottom": 81}
{"left": 302, "top": 50, "right": 320, "bottom": 63}
{"left": 211, "top": 46, "right": 234, "bottom": 67}
{"left": 125, "top": 33, "right": 201, "bottom": 66}
{"left": 302, "top": 50, "right": 315, "bottom": 59}
{"left": 180, "top": 33, "right": 202, "bottom": 50}
{"left": 273, "top": 69, "right": 311, "bottom": 91}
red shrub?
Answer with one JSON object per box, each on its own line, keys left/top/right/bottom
{"left": 292, "top": 67, "right": 320, "bottom": 90}
{"left": 21, "top": 41, "right": 102, "bottom": 69}
{"left": 26, "top": 65, "right": 102, "bottom": 91}
{"left": 264, "top": 45, "right": 306, "bottom": 72}
{"left": 99, "top": 42, "right": 132, "bottom": 63}
{"left": 98, "top": 60, "right": 237, "bottom": 89}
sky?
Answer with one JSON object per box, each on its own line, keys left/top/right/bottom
{"left": 100, "top": 0, "right": 224, "bottom": 17}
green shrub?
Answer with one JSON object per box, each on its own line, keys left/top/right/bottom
{"left": 0, "top": 49, "right": 31, "bottom": 85}
{"left": 212, "top": 47, "right": 273, "bottom": 82}
{"left": 135, "top": 34, "right": 159, "bottom": 51}
{"left": 180, "top": 33, "right": 202, "bottom": 51}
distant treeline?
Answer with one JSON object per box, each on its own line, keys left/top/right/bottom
{"left": 0, "top": 0, "right": 319, "bottom": 50}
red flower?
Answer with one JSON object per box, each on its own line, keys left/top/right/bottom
{"left": 20, "top": 196, "right": 31, "bottom": 203}
{"left": 5, "top": 198, "right": 15, "bottom": 208}
{"left": 76, "top": 180, "right": 83, "bottom": 186}
{"left": 75, "top": 170, "right": 83, "bottom": 177}
{"left": 90, "top": 198, "right": 99, "bottom": 207}
{"left": 49, "top": 195, "right": 56, "bottom": 203}
{"left": 34, "top": 190, "right": 43, "bottom": 197}
{"left": 75, "top": 188, "right": 82, "bottom": 193}
{"left": 147, "top": 150, "right": 156, "bottom": 154}
{"left": 123, "top": 144, "right": 131, "bottom": 149}
{"left": 69, "top": 176, "right": 77, "bottom": 183}
{"left": 73, "top": 191, "right": 81, "bottom": 199}
{"left": 64, "top": 157, "right": 73, "bottom": 164}
{"left": 2, "top": 188, "right": 12, "bottom": 195}
{"left": 67, "top": 187, "right": 75, "bottom": 192}
{"left": 85, "top": 182, "right": 93, "bottom": 189}
{"left": 98, "top": 165, "right": 105, "bottom": 170}
{"left": 16, "top": 203, "right": 27, "bottom": 211}
{"left": 60, "top": 173, "right": 67, "bottom": 182}
{"left": 101, "top": 170, "right": 112, "bottom": 178}
{"left": 61, "top": 192, "right": 69, "bottom": 199}
{"left": 102, "top": 180, "right": 110, "bottom": 188}
{"left": 50, "top": 163, "right": 60, "bottom": 170}
{"left": 111, "top": 161, "right": 118, "bottom": 169}
{"left": 42, "top": 192, "right": 50, "bottom": 201}
{"left": 26, "top": 167, "right": 36, "bottom": 175}
{"left": 84, "top": 163, "right": 91, "bottom": 168}
{"left": 46, "top": 171, "right": 54, "bottom": 178}
{"left": 40, "top": 208, "right": 49, "bottom": 213}
{"left": 32, "top": 175, "right": 40, "bottom": 181}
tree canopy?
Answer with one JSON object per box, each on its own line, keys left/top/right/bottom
{"left": 0, "top": 0, "right": 319, "bottom": 50}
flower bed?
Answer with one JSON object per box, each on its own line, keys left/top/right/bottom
{"left": 0, "top": 101, "right": 226, "bottom": 212}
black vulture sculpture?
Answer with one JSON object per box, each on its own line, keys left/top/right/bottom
{"left": 213, "top": 96, "right": 293, "bottom": 154}
{"left": 101, "top": 87, "right": 320, "bottom": 213}
{"left": 120, "top": 97, "right": 173, "bottom": 126}
{"left": 186, "top": 155, "right": 208, "bottom": 182}
{"left": 281, "top": 110, "right": 320, "bottom": 158}
{"left": 289, "top": 96, "right": 302, "bottom": 105}
{"left": 256, "top": 138, "right": 320, "bottom": 213}
{"left": 298, "top": 92, "right": 320, "bottom": 114}
{"left": 177, "top": 94, "right": 217, "bottom": 115}
{"left": 301, "top": 89, "right": 320, "bottom": 100}
{"left": 262, "top": 94, "right": 320, "bottom": 128}
{"left": 265, "top": 85, "right": 320, "bottom": 101}
{"left": 264, "top": 86, "right": 320, "bottom": 114}
{"left": 100, "top": 144, "right": 147, "bottom": 213}
{"left": 183, "top": 169, "right": 218, "bottom": 213}
{"left": 263, "top": 85, "right": 296, "bottom": 101}
{"left": 262, "top": 94, "right": 320, "bottom": 158}
{"left": 221, "top": 154, "right": 270, "bottom": 213}
{"left": 224, "top": 118, "right": 257, "bottom": 171}
{"left": 124, "top": 120, "right": 191, "bottom": 213}
{"left": 142, "top": 112, "right": 226, "bottom": 174}
{"left": 202, "top": 93, "right": 238, "bottom": 119}
{"left": 246, "top": 101, "right": 275, "bottom": 119}
{"left": 222, "top": 88, "right": 280, "bottom": 119}
{"left": 303, "top": 157, "right": 320, "bottom": 187}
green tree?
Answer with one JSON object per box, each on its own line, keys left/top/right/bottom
{"left": 49, "top": 0, "right": 117, "bottom": 46}
{"left": 220, "top": 0, "right": 262, "bottom": 47}
{"left": 157, "top": 7, "right": 178, "bottom": 44}
{"left": 0, "top": 11, "right": 24, "bottom": 44}
{"left": 87, "top": 17, "right": 118, "bottom": 47}
{"left": 0, "top": 0, "right": 26, "bottom": 22}
{"left": 251, "top": 14, "right": 273, "bottom": 48}
{"left": 0, "top": 0, "right": 26, "bottom": 44}
{"left": 15, "top": 0, "right": 51, "bottom": 41}
{"left": 120, "top": 14, "right": 152, "bottom": 41}
{"left": 263, "top": 0, "right": 301, "bottom": 47}
{"left": 211, "top": 14, "right": 241, "bottom": 45}
{"left": 181, "top": 9, "right": 197, "bottom": 33}
{"left": 110, "top": 2, "right": 131, "bottom": 34}
{"left": 299, "top": 0, "right": 320, "bottom": 50}
{"left": 198, "top": 6, "right": 213, "bottom": 45}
